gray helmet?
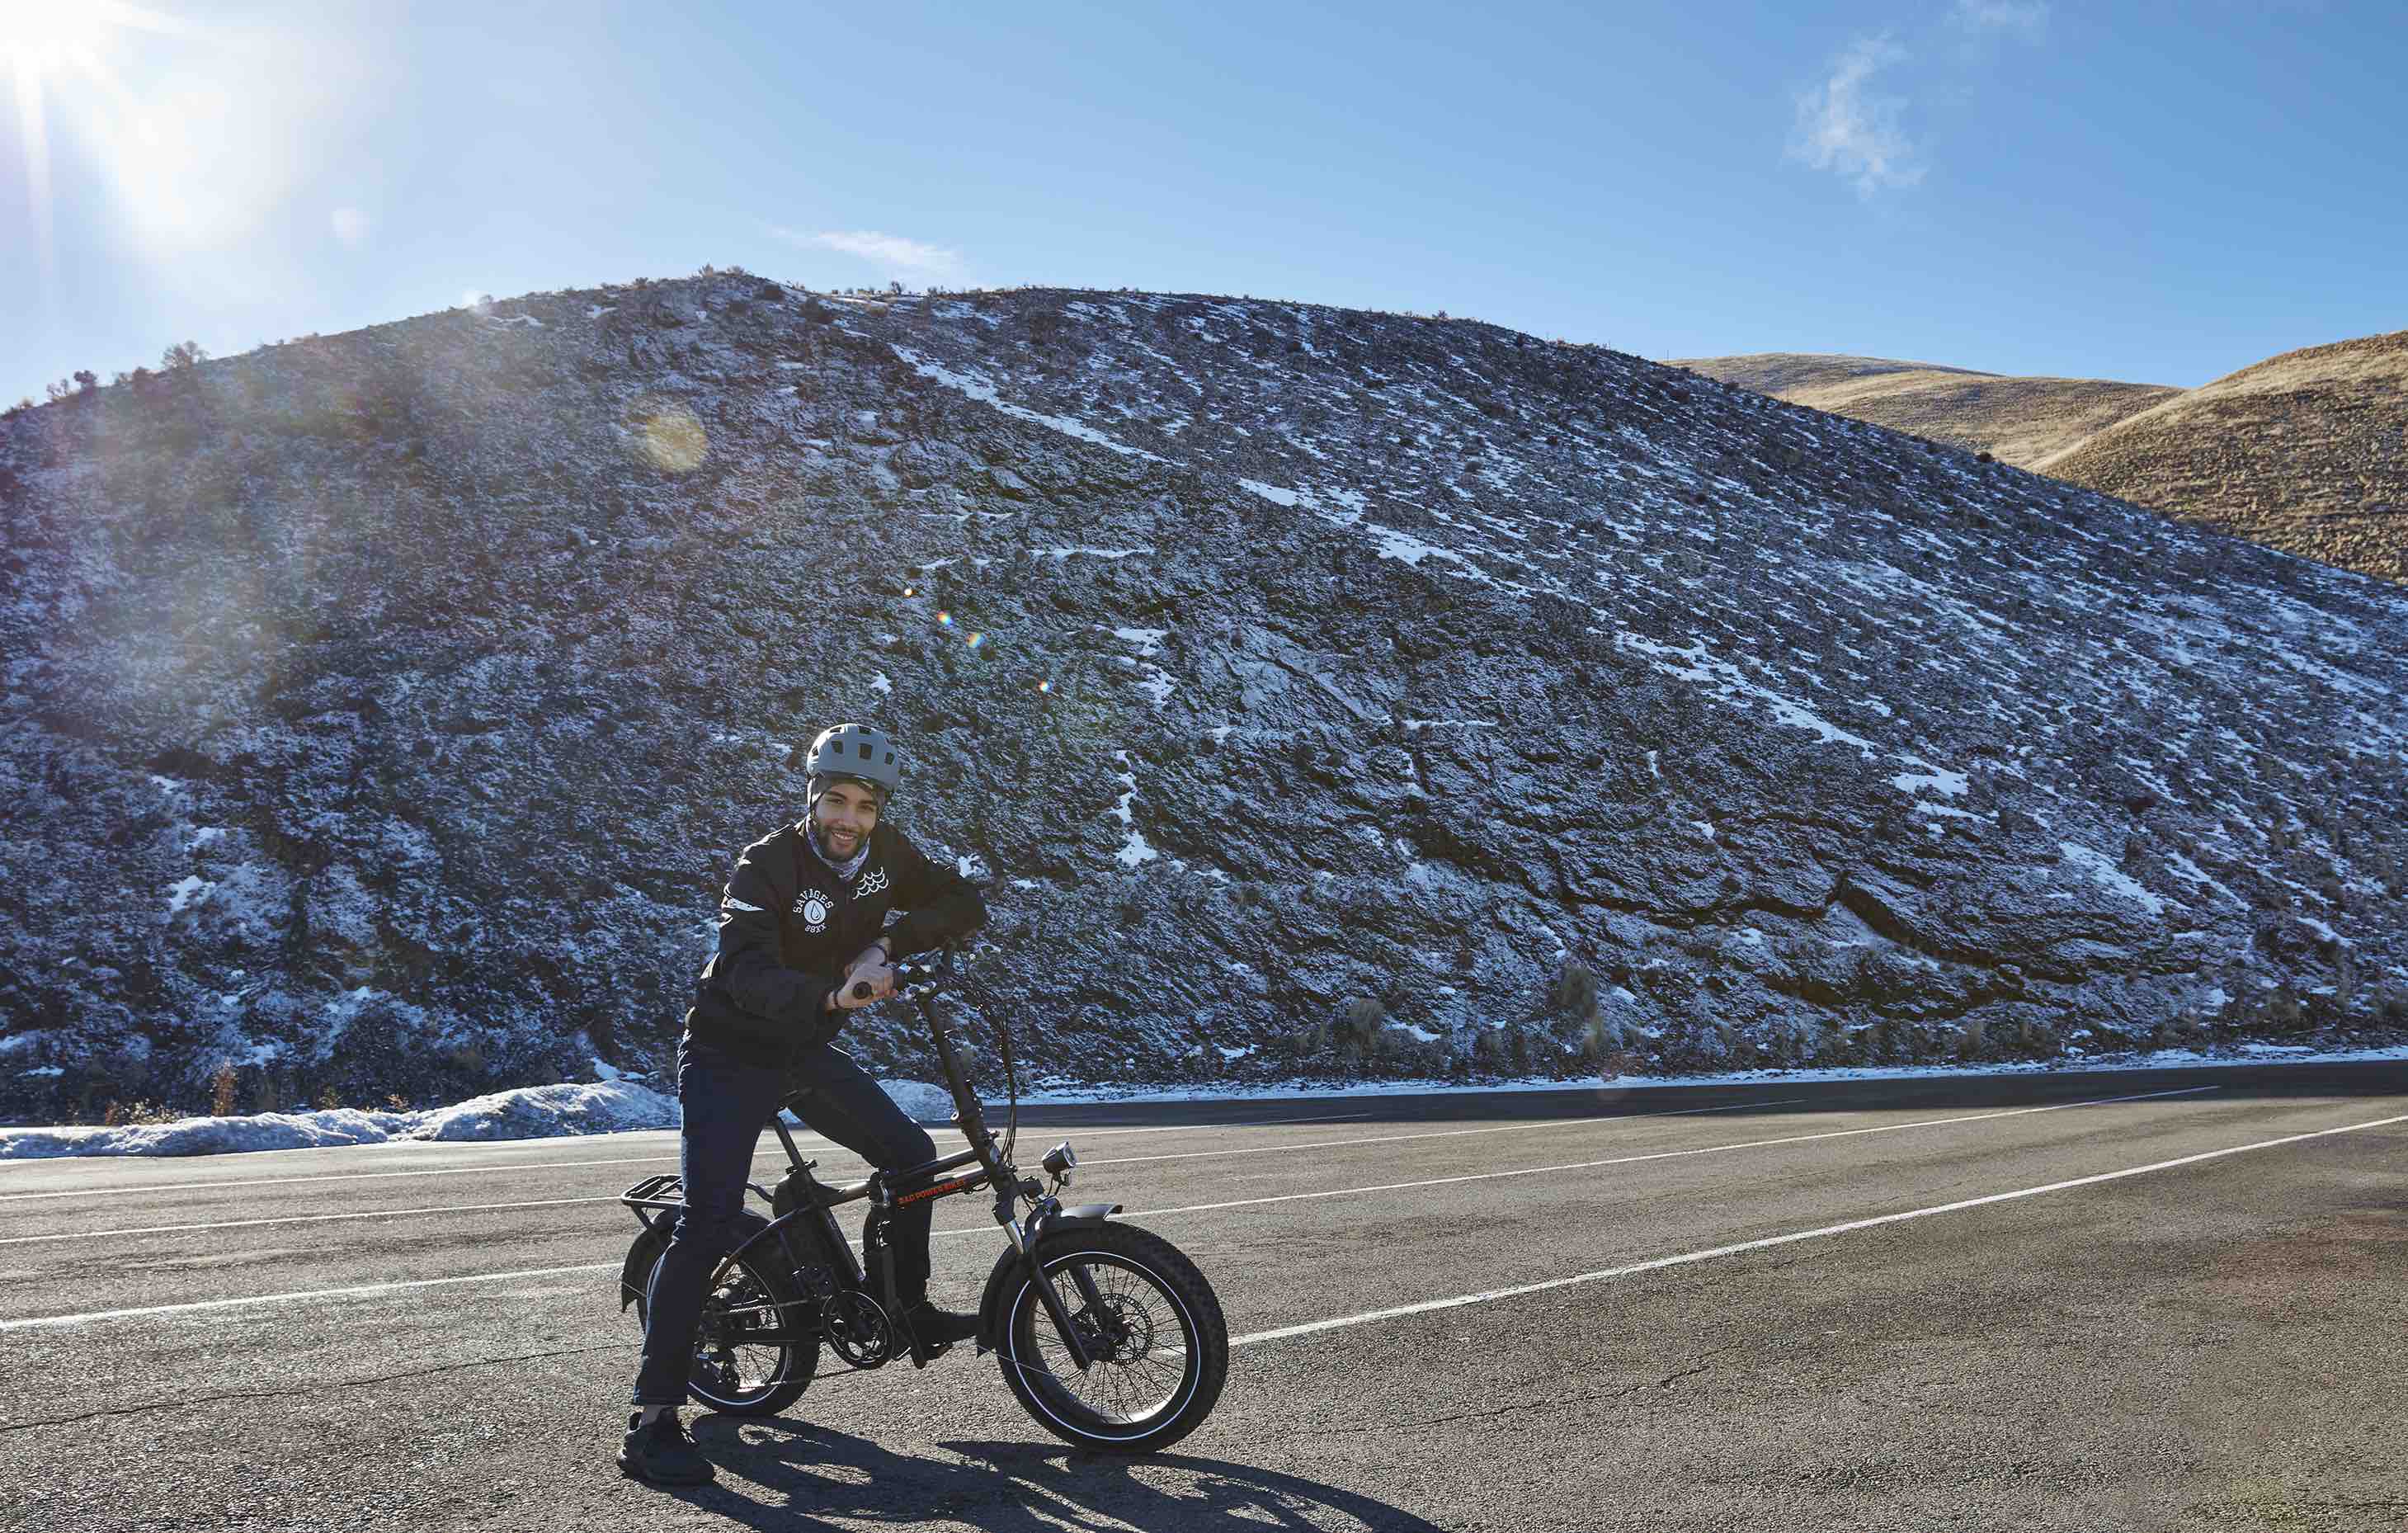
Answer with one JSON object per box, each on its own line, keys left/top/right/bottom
{"left": 804, "top": 722, "right": 902, "bottom": 801}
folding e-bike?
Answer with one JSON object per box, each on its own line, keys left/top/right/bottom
{"left": 618, "top": 945, "right": 1229, "bottom": 1453}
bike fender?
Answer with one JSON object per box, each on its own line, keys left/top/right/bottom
{"left": 975, "top": 1204, "right": 1124, "bottom": 1344}
{"left": 620, "top": 1223, "right": 669, "bottom": 1311}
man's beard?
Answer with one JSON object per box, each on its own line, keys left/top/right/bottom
{"left": 813, "top": 820, "right": 861, "bottom": 857}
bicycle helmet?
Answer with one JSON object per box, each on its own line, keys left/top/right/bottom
{"left": 804, "top": 722, "right": 902, "bottom": 804}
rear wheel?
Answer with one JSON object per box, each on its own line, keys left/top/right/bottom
{"left": 995, "top": 1222, "right": 1228, "bottom": 1454}
{"left": 628, "top": 1221, "right": 819, "bottom": 1417}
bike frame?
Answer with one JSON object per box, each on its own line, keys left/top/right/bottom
{"left": 621, "top": 944, "right": 1103, "bottom": 1370}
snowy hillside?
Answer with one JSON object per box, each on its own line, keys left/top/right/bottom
{"left": 2, "top": 274, "right": 2405, "bottom": 1119}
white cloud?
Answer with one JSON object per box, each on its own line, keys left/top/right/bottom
{"left": 774, "top": 227, "right": 968, "bottom": 282}
{"left": 1952, "top": 0, "right": 2051, "bottom": 38}
{"left": 330, "top": 206, "right": 369, "bottom": 246}
{"left": 1789, "top": 33, "right": 1924, "bottom": 198}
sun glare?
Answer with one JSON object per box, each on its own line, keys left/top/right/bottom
{"left": 2, "top": 0, "right": 181, "bottom": 70}
{"left": 5, "top": 0, "right": 195, "bottom": 287}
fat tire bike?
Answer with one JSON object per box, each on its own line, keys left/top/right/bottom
{"left": 617, "top": 943, "right": 1230, "bottom": 1453}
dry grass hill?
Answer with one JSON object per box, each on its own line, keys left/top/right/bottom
{"left": 1664, "top": 353, "right": 2180, "bottom": 466}
{"left": 2034, "top": 330, "right": 2408, "bottom": 582}
{"left": 1675, "top": 333, "right": 2406, "bottom": 583}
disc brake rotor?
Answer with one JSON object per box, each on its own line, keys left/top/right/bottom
{"left": 1081, "top": 1293, "right": 1155, "bottom": 1364}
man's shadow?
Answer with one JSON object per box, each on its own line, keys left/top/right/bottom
{"left": 672, "top": 1417, "right": 1446, "bottom": 1531}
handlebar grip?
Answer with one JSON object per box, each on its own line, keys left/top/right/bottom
{"left": 849, "top": 957, "right": 933, "bottom": 1002}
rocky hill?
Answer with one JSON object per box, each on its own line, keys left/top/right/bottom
{"left": 1675, "top": 335, "right": 2406, "bottom": 583}
{"left": 4, "top": 274, "right": 2406, "bottom": 1120}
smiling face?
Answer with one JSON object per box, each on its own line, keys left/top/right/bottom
{"left": 810, "top": 777, "right": 883, "bottom": 859}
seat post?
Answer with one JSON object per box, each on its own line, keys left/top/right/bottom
{"left": 770, "top": 1113, "right": 806, "bottom": 1168}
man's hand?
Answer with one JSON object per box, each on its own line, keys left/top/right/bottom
{"left": 834, "top": 941, "right": 895, "bottom": 1010}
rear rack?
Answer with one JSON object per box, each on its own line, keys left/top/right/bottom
{"left": 621, "top": 1172, "right": 685, "bottom": 1231}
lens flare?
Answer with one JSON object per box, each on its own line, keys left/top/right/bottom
{"left": 967, "top": 632, "right": 984, "bottom": 649}
{"left": 636, "top": 404, "right": 707, "bottom": 473}
{"left": 936, "top": 611, "right": 952, "bottom": 626}
{"left": 1039, "top": 680, "right": 1051, "bottom": 693}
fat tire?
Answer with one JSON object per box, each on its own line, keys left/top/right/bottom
{"left": 627, "top": 1216, "right": 820, "bottom": 1417}
{"left": 995, "top": 1221, "right": 1228, "bottom": 1454}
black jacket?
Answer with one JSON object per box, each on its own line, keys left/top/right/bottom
{"left": 684, "top": 818, "right": 987, "bottom": 1068}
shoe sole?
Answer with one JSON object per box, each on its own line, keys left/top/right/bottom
{"left": 616, "top": 1452, "right": 715, "bottom": 1488}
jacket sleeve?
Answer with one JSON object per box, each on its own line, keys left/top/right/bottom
{"left": 704, "top": 836, "right": 835, "bottom": 1050}
{"left": 879, "top": 833, "right": 988, "bottom": 959}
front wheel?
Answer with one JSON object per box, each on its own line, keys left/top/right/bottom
{"left": 995, "top": 1221, "right": 1228, "bottom": 1454}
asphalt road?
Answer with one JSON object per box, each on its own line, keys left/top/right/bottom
{"left": 0, "top": 1061, "right": 2402, "bottom": 1532}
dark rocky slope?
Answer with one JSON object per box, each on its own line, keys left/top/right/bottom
{"left": 3, "top": 275, "right": 2404, "bottom": 1117}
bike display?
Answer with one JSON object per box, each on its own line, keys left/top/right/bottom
{"left": 617, "top": 944, "right": 1230, "bottom": 1453}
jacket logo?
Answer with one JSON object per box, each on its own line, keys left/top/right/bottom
{"left": 855, "top": 867, "right": 890, "bottom": 899}
{"left": 793, "top": 889, "right": 833, "bottom": 933}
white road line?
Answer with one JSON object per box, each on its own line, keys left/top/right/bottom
{"left": 0, "top": 1112, "right": 1381, "bottom": 1205}
{"left": 1230, "top": 1109, "right": 2408, "bottom": 1347}
{"left": 0, "top": 1153, "right": 692, "bottom": 1204}
{"left": 0, "top": 1085, "right": 2211, "bottom": 1323}
{"left": 3, "top": 1103, "right": 1795, "bottom": 1246}
{"left": 0, "top": 1196, "right": 624, "bottom": 1246}
{"left": 1117, "top": 1085, "right": 2216, "bottom": 1224}
{"left": 1083, "top": 1097, "right": 1808, "bottom": 1167}
{"left": 0, "top": 1263, "right": 625, "bottom": 1331}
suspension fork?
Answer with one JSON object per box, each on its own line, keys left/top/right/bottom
{"left": 1001, "top": 1200, "right": 1098, "bottom": 1371}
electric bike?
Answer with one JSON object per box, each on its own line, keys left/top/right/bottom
{"left": 617, "top": 945, "right": 1230, "bottom": 1453}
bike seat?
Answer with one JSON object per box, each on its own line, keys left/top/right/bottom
{"left": 774, "top": 1165, "right": 875, "bottom": 1208}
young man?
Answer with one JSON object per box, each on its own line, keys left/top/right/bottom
{"left": 619, "top": 721, "right": 988, "bottom": 1487}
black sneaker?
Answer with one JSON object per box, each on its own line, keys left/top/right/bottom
{"left": 905, "top": 1302, "right": 982, "bottom": 1353}
{"left": 617, "top": 1408, "right": 714, "bottom": 1487}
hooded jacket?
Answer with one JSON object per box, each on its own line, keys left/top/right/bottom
{"left": 684, "top": 818, "right": 987, "bottom": 1067}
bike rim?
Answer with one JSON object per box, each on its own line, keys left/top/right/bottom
{"left": 1009, "top": 1250, "right": 1199, "bottom": 1438}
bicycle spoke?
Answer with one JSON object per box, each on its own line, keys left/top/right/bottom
{"left": 1018, "top": 1251, "right": 1195, "bottom": 1426}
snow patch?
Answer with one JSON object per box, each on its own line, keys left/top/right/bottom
{"left": 891, "top": 346, "right": 1165, "bottom": 460}
{"left": 0, "top": 1073, "right": 967, "bottom": 1158}
{"left": 1892, "top": 763, "right": 1969, "bottom": 797}
{"left": 2058, "top": 842, "right": 2166, "bottom": 916}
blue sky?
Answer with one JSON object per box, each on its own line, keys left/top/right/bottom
{"left": 3, "top": 0, "right": 2401, "bottom": 404}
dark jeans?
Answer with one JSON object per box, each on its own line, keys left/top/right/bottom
{"left": 631, "top": 1035, "right": 940, "bottom": 1406}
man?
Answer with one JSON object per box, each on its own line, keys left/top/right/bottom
{"left": 620, "top": 721, "right": 988, "bottom": 1487}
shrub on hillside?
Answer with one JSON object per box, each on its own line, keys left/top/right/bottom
{"left": 1554, "top": 957, "right": 1598, "bottom": 1017}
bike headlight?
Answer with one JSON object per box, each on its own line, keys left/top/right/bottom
{"left": 1042, "top": 1141, "right": 1077, "bottom": 1179}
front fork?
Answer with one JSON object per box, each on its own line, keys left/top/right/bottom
{"left": 1001, "top": 1196, "right": 1099, "bottom": 1371}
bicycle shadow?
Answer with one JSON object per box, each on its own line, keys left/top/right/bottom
{"left": 674, "top": 1417, "right": 1444, "bottom": 1531}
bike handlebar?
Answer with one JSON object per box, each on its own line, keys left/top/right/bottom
{"left": 846, "top": 943, "right": 1020, "bottom": 1180}
{"left": 850, "top": 955, "right": 938, "bottom": 1002}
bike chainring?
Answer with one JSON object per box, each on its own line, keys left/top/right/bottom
{"left": 822, "top": 1291, "right": 898, "bottom": 1367}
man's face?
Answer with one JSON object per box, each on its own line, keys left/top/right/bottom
{"left": 813, "top": 779, "right": 882, "bottom": 857}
